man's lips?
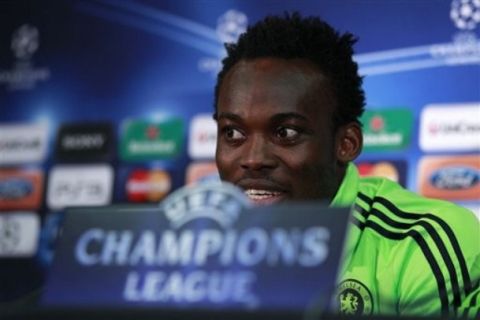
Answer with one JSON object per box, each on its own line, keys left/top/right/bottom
{"left": 236, "top": 179, "right": 287, "bottom": 205}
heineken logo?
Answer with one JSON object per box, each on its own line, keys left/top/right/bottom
{"left": 120, "top": 118, "right": 184, "bottom": 161}
{"left": 361, "top": 109, "right": 413, "bottom": 151}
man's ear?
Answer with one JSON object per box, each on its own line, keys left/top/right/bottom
{"left": 335, "top": 122, "right": 363, "bottom": 164}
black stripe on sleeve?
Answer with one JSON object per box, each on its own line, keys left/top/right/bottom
{"left": 461, "top": 289, "right": 480, "bottom": 319}
{"left": 357, "top": 192, "right": 373, "bottom": 207}
{"left": 373, "top": 195, "right": 472, "bottom": 296}
{"left": 370, "top": 207, "right": 461, "bottom": 308}
{"left": 362, "top": 219, "right": 450, "bottom": 316}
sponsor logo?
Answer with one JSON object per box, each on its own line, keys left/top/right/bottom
{"left": 47, "top": 164, "right": 113, "bottom": 210}
{"left": 126, "top": 169, "right": 171, "bottom": 203}
{"left": 337, "top": 279, "right": 373, "bottom": 316}
{"left": 0, "top": 24, "right": 50, "bottom": 90}
{"left": 450, "top": 0, "right": 480, "bottom": 30}
{"left": 216, "top": 10, "right": 248, "bottom": 43}
{"left": 185, "top": 162, "right": 219, "bottom": 185}
{"left": 120, "top": 119, "right": 184, "bottom": 161}
{"left": 431, "top": 167, "right": 478, "bottom": 190}
{"left": 420, "top": 103, "right": 480, "bottom": 151}
{"left": 55, "top": 122, "right": 114, "bottom": 161}
{"left": 418, "top": 155, "right": 480, "bottom": 200}
{"left": 0, "top": 212, "right": 39, "bottom": 257}
{"left": 361, "top": 109, "right": 413, "bottom": 151}
{"left": 188, "top": 115, "right": 217, "bottom": 159}
{"left": 0, "top": 169, "right": 43, "bottom": 210}
{"left": 11, "top": 24, "right": 39, "bottom": 60}
{"left": 198, "top": 10, "right": 248, "bottom": 75}
{"left": 356, "top": 160, "right": 407, "bottom": 187}
{"left": 0, "top": 123, "right": 48, "bottom": 164}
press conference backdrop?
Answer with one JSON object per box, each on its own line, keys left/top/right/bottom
{"left": 0, "top": 0, "right": 479, "bottom": 303}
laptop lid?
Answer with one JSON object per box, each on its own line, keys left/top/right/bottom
{"left": 41, "top": 182, "right": 351, "bottom": 318}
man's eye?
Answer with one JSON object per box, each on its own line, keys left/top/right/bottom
{"left": 276, "top": 127, "right": 299, "bottom": 140}
{"left": 224, "top": 127, "right": 245, "bottom": 141}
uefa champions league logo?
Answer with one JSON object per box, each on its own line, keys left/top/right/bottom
{"left": 216, "top": 10, "right": 248, "bottom": 44}
{"left": 11, "top": 24, "right": 39, "bottom": 60}
{"left": 161, "top": 182, "right": 251, "bottom": 229}
{"left": 0, "top": 23, "right": 50, "bottom": 90}
{"left": 451, "top": 0, "right": 480, "bottom": 30}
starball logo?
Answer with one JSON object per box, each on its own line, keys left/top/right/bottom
{"left": 450, "top": 0, "right": 480, "bottom": 30}
{"left": 0, "top": 24, "right": 50, "bottom": 90}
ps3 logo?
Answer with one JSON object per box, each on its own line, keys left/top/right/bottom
{"left": 52, "top": 180, "right": 105, "bottom": 201}
{"left": 47, "top": 165, "right": 113, "bottom": 210}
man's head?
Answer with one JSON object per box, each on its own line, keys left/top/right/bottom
{"left": 214, "top": 12, "right": 365, "bottom": 205}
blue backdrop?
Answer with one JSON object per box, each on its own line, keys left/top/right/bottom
{"left": 0, "top": 0, "right": 479, "bottom": 302}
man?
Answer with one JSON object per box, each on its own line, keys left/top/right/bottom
{"left": 213, "top": 12, "right": 479, "bottom": 318}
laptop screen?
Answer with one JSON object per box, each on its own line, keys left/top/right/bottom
{"left": 41, "top": 182, "right": 351, "bottom": 318}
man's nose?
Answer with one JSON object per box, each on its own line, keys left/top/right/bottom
{"left": 240, "top": 135, "right": 277, "bottom": 170}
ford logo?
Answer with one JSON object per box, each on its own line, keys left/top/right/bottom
{"left": 0, "top": 178, "right": 33, "bottom": 200}
{"left": 431, "top": 166, "right": 479, "bottom": 190}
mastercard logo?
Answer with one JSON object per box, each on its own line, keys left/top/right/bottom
{"left": 357, "top": 161, "right": 400, "bottom": 183}
{"left": 126, "top": 169, "right": 171, "bottom": 202}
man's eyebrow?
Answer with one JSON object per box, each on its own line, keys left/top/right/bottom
{"left": 214, "top": 112, "right": 243, "bottom": 122}
{"left": 214, "top": 112, "right": 309, "bottom": 123}
{"left": 270, "top": 112, "right": 309, "bottom": 123}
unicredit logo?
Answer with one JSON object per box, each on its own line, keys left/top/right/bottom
{"left": 420, "top": 104, "right": 480, "bottom": 151}
{"left": 428, "top": 121, "right": 480, "bottom": 135}
{"left": 188, "top": 115, "right": 217, "bottom": 159}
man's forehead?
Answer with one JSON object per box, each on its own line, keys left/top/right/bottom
{"left": 218, "top": 57, "right": 336, "bottom": 120}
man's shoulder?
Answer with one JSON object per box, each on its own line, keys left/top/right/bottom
{"left": 355, "top": 175, "right": 479, "bottom": 246}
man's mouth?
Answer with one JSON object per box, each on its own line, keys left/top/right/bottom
{"left": 244, "top": 189, "right": 285, "bottom": 206}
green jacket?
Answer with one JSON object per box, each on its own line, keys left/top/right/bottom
{"left": 331, "top": 163, "right": 480, "bottom": 318}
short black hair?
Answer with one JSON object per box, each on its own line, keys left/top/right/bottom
{"left": 214, "top": 12, "right": 365, "bottom": 128}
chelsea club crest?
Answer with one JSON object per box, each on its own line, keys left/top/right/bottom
{"left": 337, "top": 279, "right": 373, "bottom": 316}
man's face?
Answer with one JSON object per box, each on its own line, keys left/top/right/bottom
{"left": 215, "top": 57, "right": 342, "bottom": 205}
